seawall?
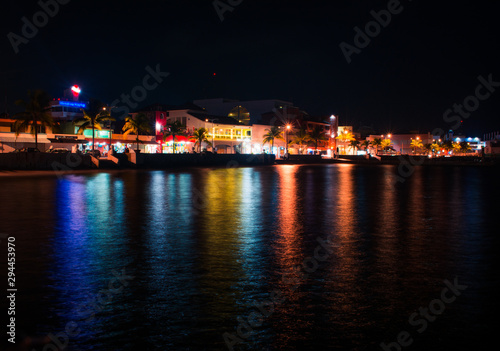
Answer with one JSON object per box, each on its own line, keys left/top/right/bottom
{"left": 338, "top": 155, "right": 499, "bottom": 166}
{"left": 0, "top": 152, "right": 276, "bottom": 170}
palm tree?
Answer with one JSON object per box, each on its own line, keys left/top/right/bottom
{"left": 309, "top": 125, "right": 328, "bottom": 154}
{"left": 74, "top": 108, "right": 115, "bottom": 151}
{"left": 452, "top": 141, "right": 462, "bottom": 154}
{"left": 163, "top": 120, "right": 185, "bottom": 154}
{"left": 371, "top": 138, "right": 383, "bottom": 155}
{"left": 292, "top": 128, "right": 310, "bottom": 154}
{"left": 336, "top": 131, "right": 355, "bottom": 155}
{"left": 430, "top": 141, "right": 441, "bottom": 156}
{"left": 381, "top": 138, "right": 393, "bottom": 152}
{"left": 410, "top": 138, "right": 423, "bottom": 154}
{"left": 14, "top": 90, "right": 54, "bottom": 151}
{"left": 360, "top": 140, "right": 370, "bottom": 152}
{"left": 348, "top": 139, "right": 360, "bottom": 154}
{"left": 262, "top": 126, "right": 283, "bottom": 153}
{"left": 122, "top": 113, "right": 152, "bottom": 151}
{"left": 459, "top": 141, "right": 472, "bottom": 154}
{"left": 193, "top": 127, "right": 211, "bottom": 152}
{"left": 442, "top": 140, "right": 453, "bottom": 154}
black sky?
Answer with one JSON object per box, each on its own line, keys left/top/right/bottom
{"left": 1, "top": 0, "right": 499, "bottom": 136}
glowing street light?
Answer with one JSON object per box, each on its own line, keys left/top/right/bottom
{"left": 102, "top": 105, "right": 116, "bottom": 155}
{"left": 329, "top": 115, "right": 339, "bottom": 157}
{"left": 285, "top": 124, "right": 291, "bottom": 157}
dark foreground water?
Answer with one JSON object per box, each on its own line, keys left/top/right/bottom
{"left": 1, "top": 164, "right": 499, "bottom": 351}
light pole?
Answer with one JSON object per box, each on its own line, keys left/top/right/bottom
{"left": 285, "top": 124, "right": 291, "bottom": 157}
{"left": 103, "top": 106, "right": 115, "bottom": 155}
{"left": 330, "top": 115, "right": 337, "bottom": 158}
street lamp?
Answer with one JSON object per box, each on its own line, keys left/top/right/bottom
{"left": 330, "top": 115, "right": 338, "bottom": 157}
{"left": 285, "top": 124, "right": 291, "bottom": 157}
{"left": 102, "top": 106, "right": 116, "bottom": 155}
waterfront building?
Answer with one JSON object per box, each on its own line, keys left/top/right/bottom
{"left": 452, "top": 136, "right": 485, "bottom": 154}
{"left": 108, "top": 100, "right": 341, "bottom": 156}
{"left": 484, "top": 139, "right": 500, "bottom": 155}
{"left": 48, "top": 86, "right": 89, "bottom": 134}
{"left": 335, "top": 126, "right": 359, "bottom": 155}
{"left": 251, "top": 124, "right": 287, "bottom": 156}
{"left": 192, "top": 99, "right": 339, "bottom": 157}
{"left": 0, "top": 86, "right": 151, "bottom": 154}
{"left": 481, "top": 132, "right": 499, "bottom": 155}
{"left": 137, "top": 104, "right": 252, "bottom": 153}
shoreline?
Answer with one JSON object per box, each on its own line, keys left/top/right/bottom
{"left": 1, "top": 159, "right": 497, "bottom": 178}
{"left": 0, "top": 169, "right": 105, "bottom": 177}
{"left": 0, "top": 152, "right": 275, "bottom": 172}
{"left": 1, "top": 152, "right": 498, "bottom": 177}
{"left": 276, "top": 155, "right": 500, "bottom": 166}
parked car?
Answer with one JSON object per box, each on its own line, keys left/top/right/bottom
{"left": 85, "top": 149, "right": 101, "bottom": 157}
{"left": 18, "top": 147, "right": 40, "bottom": 152}
{"left": 47, "top": 148, "right": 69, "bottom": 153}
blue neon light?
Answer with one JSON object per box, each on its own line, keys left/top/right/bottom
{"left": 59, "top": 101, "right": 87, "bottom": 108}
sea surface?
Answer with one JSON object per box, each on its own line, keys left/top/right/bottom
{"left": 1, "top": 164, "right": 499, "bottom": 350}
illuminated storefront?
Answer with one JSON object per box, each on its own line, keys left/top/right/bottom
{"left": 160, "top": 136, "right": 193, "bottom": 153}
{"left": 81, "top": 137, "right": 159, "bottom": 155}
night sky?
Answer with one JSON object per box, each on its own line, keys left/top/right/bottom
{"left": 1, "top": 0, "right": 499, "bottom": 136}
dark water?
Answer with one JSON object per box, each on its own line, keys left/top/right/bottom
{"left": 1, "top": 165, "right": 499, "bottom": 351}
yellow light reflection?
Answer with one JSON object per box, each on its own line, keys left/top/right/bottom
{"left": 196, "top": 168, "right": 245, "bottom": 311}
